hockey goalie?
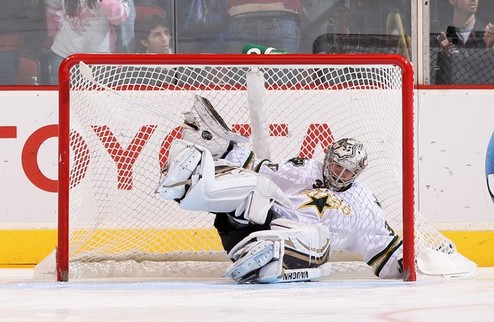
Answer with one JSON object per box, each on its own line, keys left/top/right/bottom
{"left": 155, "top": 95, "right": 477, "bottom": 283}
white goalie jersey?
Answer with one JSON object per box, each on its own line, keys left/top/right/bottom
{"left": 155, "top": 94, "right": 477, "bottom": 281}
{"left": 225, "top": 146, "right": 404, "bottom": 279}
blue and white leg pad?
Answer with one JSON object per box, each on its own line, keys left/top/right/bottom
{"left": 154, "top": 140, "right": 203, "bottom": 200}
{"left": 224, "top": 239, "right": 281, "bottom": 283}
{"left": 224, "top": 219, "right": 332, "bottom": 284}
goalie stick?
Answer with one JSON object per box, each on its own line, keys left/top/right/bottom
{"left": 78, "top": 61, "right": 182, "bottom": 125}
{"left": 246, "top": 69, "right": 271, "bottom": 160}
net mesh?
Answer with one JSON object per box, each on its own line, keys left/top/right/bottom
{"left": 34, "top": 57, "right": 455, "bottom": 279}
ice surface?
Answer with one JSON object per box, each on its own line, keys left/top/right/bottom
{"left": 0, "top": 268, "right": 493, "bottom": 321}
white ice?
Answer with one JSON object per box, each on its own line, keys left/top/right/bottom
{"left": 1, "top": 268, "right": 494, "bottom": 322}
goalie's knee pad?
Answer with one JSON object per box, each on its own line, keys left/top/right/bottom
{"left": 182, "top": 95, "right": 249, "bottom": 159}
{"left": 224, "top": 219, "right": 332, "bottom": 284}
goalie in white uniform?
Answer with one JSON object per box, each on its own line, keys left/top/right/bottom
{"left": 155, "top": 95, "right": 472, "bottom": 283}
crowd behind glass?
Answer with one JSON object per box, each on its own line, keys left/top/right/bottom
{"left": 1, "top": 0, "right": 494, "bottom": 86}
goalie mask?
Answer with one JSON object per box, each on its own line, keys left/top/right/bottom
{"left": 182, "top": 95, "right": 249, "bottom": 159}
{"left": 323, "top": 138, "right": 368, "bottom": 191}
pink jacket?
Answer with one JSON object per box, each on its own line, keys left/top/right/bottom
{"left": 45, "top": 0, "right": 129, "bottom": 56}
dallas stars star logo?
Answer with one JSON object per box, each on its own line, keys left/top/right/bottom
{"left": 300, "top": 189, "right": 352, "bottom": 219}
{"left": 300, "top": 190, "right": 332, "bottom": 219}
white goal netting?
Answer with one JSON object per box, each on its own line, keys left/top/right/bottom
{"left": 34, "top": 54, "right": 462, "bottom": 281}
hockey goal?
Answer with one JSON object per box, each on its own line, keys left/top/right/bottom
{"left": 35, "top": 53, "right": 459, "bottom": 282}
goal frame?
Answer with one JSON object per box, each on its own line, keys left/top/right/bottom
{"left": 57, "top": 53, "right": 415, "bottom": 282}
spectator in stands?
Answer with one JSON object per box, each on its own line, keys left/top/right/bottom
{"left": 305, "top": 0, "right": 412, "bottom": 55}
{"left": 135, "top": 14, "right": 173, "bottom": 53}
{"left": 45, "top": 0, "right": 130, "bottom": 84}
{"left": 111, "top": 14, "right": 174, "bottom": 87}
{"left": 0, "top": 3, "right": 28, "bottom": 85}
{"left": 223, "top": 0, "right": 303, "bottom": 53}
{"left": 169, "top": 0, "right": 228, "bottom": 53}
{"left": 438, "top": 0, "right": 494, "bottom": 51}
{"left": 116, "top": 0, "right": 136, "bottom": 53}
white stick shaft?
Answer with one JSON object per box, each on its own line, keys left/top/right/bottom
{"left": 246, "top": 70, "right": 271, "bottom": 160}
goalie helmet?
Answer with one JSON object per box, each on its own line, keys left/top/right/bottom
{"left": 182, "top": 95, "right": 249, "bottom": 159}
{"left": 323, "top": 138, "right": 368, "bottom": 191}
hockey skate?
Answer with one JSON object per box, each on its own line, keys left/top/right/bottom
{"left": 182, "top": 95, "right": 249, "bottom": 159}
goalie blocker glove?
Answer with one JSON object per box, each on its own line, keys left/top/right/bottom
{"left": 224, "top": 218, "right": 332, "bottom": 283}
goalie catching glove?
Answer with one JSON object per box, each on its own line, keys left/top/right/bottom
{"left": 224, "top": 218, "right": 332, "bottom": 283}
{"left": 182, "top": 95, "right": 249, "bottom": 159}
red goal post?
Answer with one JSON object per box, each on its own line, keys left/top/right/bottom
{"left": 53, "top": 53, "right": 415, "bottom": 282}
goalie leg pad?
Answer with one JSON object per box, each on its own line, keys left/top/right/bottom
{"left": 224, "top": 219, "right": 332, "bottom": 284}
{"left": 225, "top": 239, "right": 281, "bottom": 283}
{"left": 155, "top": 140, "right": 203, "bottom": 200}
{"left": 157, "top": 139, "right": 291, "bottom": 226}
{"left": 179, "top": 165, "right": 291, "bottom": 225}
